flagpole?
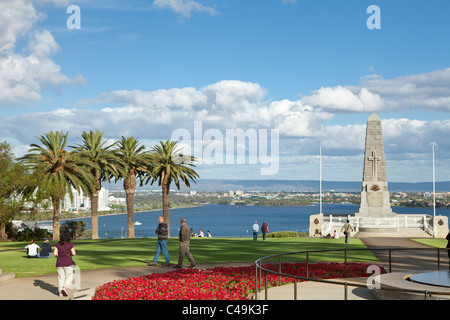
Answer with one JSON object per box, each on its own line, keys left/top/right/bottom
{"left": 432, "top": 143, "right": 436, "bottom": 238}
{"left": 320, "top": 145, "right": 322, "bottom": 215}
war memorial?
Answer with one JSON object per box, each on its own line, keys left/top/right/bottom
{"left": 309, "top": 113, "right": 449, "bottom": 238}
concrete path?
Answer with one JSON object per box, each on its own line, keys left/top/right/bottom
{"left": 0, "top": 262, "right": 252, "bottom": 300}
{"left": 0, "top": 237, "right": 448, "bottom": 300}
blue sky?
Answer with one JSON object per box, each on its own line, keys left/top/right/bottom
{"left": 1, "top": 0, "right": 450, "bottom": 184}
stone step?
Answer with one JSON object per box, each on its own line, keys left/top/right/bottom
{"left": 0, "top": 268, "right": 15, "bottom": 283}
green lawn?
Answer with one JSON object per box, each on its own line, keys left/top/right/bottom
{"left": 412, "top": 238, "right": 448, "bottom": 248}
{"left": 0, "top": 237, "right": 379, "bottom": 278}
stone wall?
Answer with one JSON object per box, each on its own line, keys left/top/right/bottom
{"left": 309, "top": 213, "right": 324, "bottom": 237}
{"left": 433, "top": 215, "right": 449, "bottom": 238}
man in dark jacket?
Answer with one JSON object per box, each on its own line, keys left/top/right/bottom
{"left": 39, "top": 238, "right": 52, "bottom": 258}
{"left": 174, "top": 217, "right": 196, "bottom": 269}
{"left": 148, "top": 215, "right": 170, "bottom": 266}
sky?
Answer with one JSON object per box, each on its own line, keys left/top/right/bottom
{"left": 1, "top": 0, "right": 450, "bottom": 183}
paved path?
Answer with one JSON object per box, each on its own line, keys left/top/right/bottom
{"left": 0, "top": 237, "right": 448, "bottom": 300}
{"left": 359, "top": 237, "right": 449, "bottom": 272}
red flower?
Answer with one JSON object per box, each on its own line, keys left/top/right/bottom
{"left": 92, "top": 262, "right": 385, "bottom": 300}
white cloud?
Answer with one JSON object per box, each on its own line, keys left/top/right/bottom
{"left": 153, "top": 0, "right": 217, "bottom": 18}
{"left": 302, "top": 68, "right": 450, "bottom": 113}
{"left": 95, "top": 80, "right": 332, "bottom": 139}
{"left": 2, "top": 71, "right": 449, "bottom": 181}
{"left": 3, "top": 78, "right": 449, "bottom": 160}
{"left": 0, "top": 0, "right": 84, "bottom": 107}
{"left": 302, "top": 86, "right": 385, "bottom": 113}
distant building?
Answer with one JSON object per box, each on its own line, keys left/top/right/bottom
{"left": 62, "top": 187, "right": 110, "bottom": 211}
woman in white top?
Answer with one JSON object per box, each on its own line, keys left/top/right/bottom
{"left": 25, "top": 239, "right": 40, "bottom": 258}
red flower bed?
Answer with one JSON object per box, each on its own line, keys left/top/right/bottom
{"left": 93, "top": 262, "right": 385, "bottom": 300}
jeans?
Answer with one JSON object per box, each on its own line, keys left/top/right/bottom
{"left": 153, "top": 240, "right": 170, "bottom": 263}
{"left": 178, "top": 241, "right": 195, "bottom": 266}
{"left": 253, "top": 231, "right": 258, "bottom": 241}
{"left": 345, "top": 233, "right": 350, "bottom": 243}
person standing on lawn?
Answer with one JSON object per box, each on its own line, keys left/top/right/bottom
{"left": 261, "top": 221, "right": 269, "bottom": 241}
{"left": 174, "top": 217, "right": 196, "bottom": 269}
{"left": 148, "top": 215, "right": 170, "bottom": 266}
{"left": 252, "top": 221, "right": 259, "bottom": 240}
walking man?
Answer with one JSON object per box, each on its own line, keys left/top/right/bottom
{"left": 148, "top": 215, "right": 170, "bottom": 266}
{"left": 341, "top": 220, "right": 354, "bottom": 244}
{"left": 174, "top": 217, "right": 196, "bottom": 269}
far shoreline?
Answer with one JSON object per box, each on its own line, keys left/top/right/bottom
{"left": 36, "top": 204, "right": 205, "bottom": 224}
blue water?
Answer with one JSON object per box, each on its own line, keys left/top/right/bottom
{"left": 40, "top": 204, "right": 450, "bottom": 239}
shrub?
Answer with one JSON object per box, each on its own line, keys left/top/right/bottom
{"left": 6, "top": 222, "right": 52, "bottom": 241}
{"left": 60, "top": 220, "right": 89, "bottom": 240}
{"left": 259, "top": 231, "right": 308, "bottom": 238}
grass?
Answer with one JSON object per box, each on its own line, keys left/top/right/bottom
{"left": 0, "top": 237, "right": 379, "bottom": 278}
{"left": 412, "top": 238, "right": 448, "bottom": 248}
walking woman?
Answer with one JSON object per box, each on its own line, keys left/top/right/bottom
{"left": 54, "top": 231, "right": 76, "bottom": 297}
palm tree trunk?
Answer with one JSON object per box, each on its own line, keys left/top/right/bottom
{"left": 52, "top": 198, "right": 61, "bottom": 241}
{"left": 126, "top": 192, "right": 135, "bottom": 238}
{"left": 91, "top": 193, "right": 99, "bottom": 239}
{"left": 162, "top": 177, "right": 171, "bottom": 238}
{"left": 124, "top": 173, "right": 136, "bottom": 238}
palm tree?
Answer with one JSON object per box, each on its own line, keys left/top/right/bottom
{"left": 147, "top": 140, "right": 199, "bottom": 237}
{"left": 72, "top": 130, "right": 123, "bottom": 239}
{"left": 19, "top": 131, "right": 94, "bottom": 241}
{"left": 115, "top": 136, "right": 152, "bottom": 238}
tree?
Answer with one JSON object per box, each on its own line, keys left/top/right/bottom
{"left": 147, "top": 140, "right": 199, "bottom": 237}
{"left": 19, "top": 131, "right": 94, "bottom": 241}
{"left": 114, "top": 136, "right": 152, "bottom": 238}
{"left": 72, "top": 130, "right": 122, "bottom": 239}
{"left": 0, "top": 141, "right": 31, "bottom": 240}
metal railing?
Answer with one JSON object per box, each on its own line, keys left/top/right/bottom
{"left": 254, "top": 247, "right": 450, "bottom": 300}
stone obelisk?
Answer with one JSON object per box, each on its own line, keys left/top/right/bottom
{"left": 358, "top": 113, "right": 395, "bottom": 217}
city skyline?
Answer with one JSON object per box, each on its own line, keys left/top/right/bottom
{"left": 1, "top": 1, "right": 449, "bottom": 182}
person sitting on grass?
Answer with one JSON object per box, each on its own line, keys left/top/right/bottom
{"left": 39, "top": 238, "right": 52, "bottom": 258}
{"left": 25, "top": 239, "right": 40, "bottom": 258}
